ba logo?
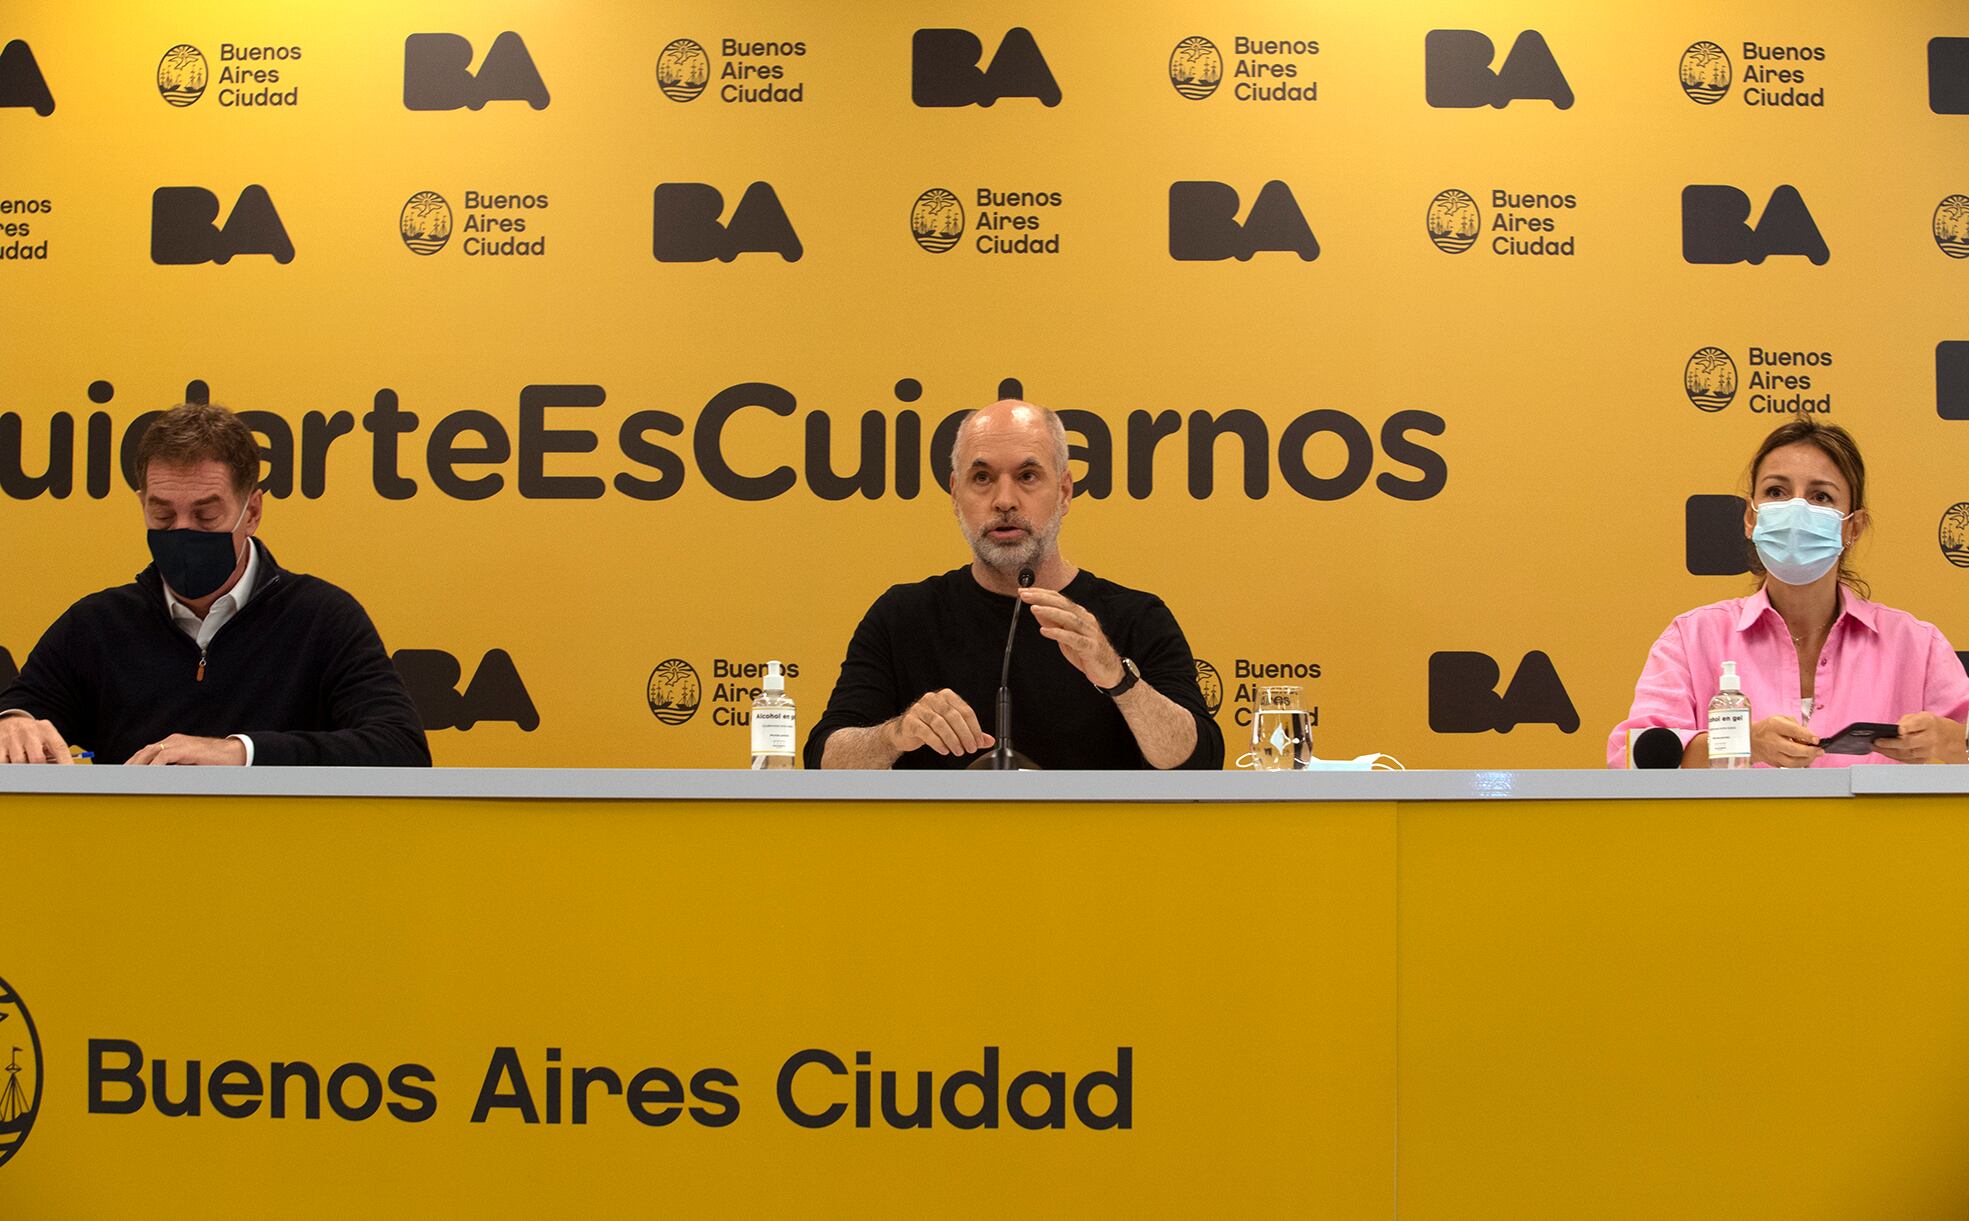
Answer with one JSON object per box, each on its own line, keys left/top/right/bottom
{"left": 912, "top": 28, "right": 1061, "bottom": 108}
{"left": 150, "top": 186, "right": 294, "bottom": 265}
{"left": 657, "top": 38, "right": 710, "bottom": 102}
{"left": 1426, "top": 189, "right": 1480, "bottom": 254}
{"left": 1679, "top": 42, "right": 1730, "bottom": 104}
{"left": 156, "top": 44, "right": 207, "bottom": 107}
{"left": 0, "top": 40, "right": 54, "bottom": 115}
{"left": 1685, "top": 347, "right": 1738, "bottom": 412}
{"left": 647, "top": 658, "right": 702, "bottom": 725}
{"left": 910, "top": 188, "right": 964, "bottom": 253}
{"left": 0, "top": 975, "right": 43, "bottom": 1169}
{"left": 1935, "top": 195, "right": 1969, "bottom": 259}
{"left": 1681, "top": 185, "right": 1828, "bottom": 266}
{"left": 1424, "top": 30, "right": 1572, "bottom": 110}
{"left": 400, "top": 192, "right": 452, "bottom": 254}
{"left": 393, "top": 649, "right": 539, "bottom": 732}
{"left": 652, "top": 182, "right": 802, "bottom": 262}
{"left": 1193, "top": 659, "right": 1224, "bottom": 718}
{"left": 1685, "top": 494, "right": 1751, "bottom": 576}
{"left": 1169, "top": 37, "right": 1222, "bottom": 100}
{"left": 1428, "top": 651, "right": 1579, "bottom": 734}
{"left": 1941, "top": 341, "right": 1969, "bottom": 421}
{"left": 1931, "top": 37, "right": 1969, "bottom": 114}
{"left": 1940, "top": 503, "right": 1969, "bottom": 569}
{"left": 403, "top": 32, "right": 549, "bottom": 111}
{"left": 1169, "top": 181, "right": 1319, "bottom": 262}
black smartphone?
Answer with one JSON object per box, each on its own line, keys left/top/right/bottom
{"left": 1816, "top": 722, "right": 1901, "bottom": 755}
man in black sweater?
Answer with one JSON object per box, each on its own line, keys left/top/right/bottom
{"left": 0, "top": 403, "right": 430, "bottom": 767}
{"left": 806, "top": 399, "right": 1223, "bottom": 771}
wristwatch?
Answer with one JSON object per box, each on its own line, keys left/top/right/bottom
{"left": 1097, "top": 658, "right": 1141, "bottom": 698}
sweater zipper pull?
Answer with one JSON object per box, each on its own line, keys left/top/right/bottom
{"left": 196, "top": 650, "right": 207, "bottom": 683}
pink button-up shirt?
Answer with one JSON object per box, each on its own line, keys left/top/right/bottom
{"left": 1608, "top": 586, "right": 1969, "bottom": 767}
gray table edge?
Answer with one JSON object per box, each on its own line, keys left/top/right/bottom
{"left": 1, "top": 766, "right": 1946, "bottom": 802}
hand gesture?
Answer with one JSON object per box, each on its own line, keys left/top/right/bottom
{"left": 1873, "top": 713, "right": 1969, "bottom": 765}
{"left": 1751, "top": 716, "right": 1822, "bottom": 768}
{"left": 1019, "top": 588, "right": 1123, "bottom": 688}
{"left": 888, "top": 690, "right": 994, "bottom": 757}
{"left": 0, "top": 715, "right": 74, "bottom": 764}
{"left": 127, "top": 734, "right": 248, "bottom": 766}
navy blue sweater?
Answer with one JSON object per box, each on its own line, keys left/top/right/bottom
{"left": 0, "top": 542, "right": 430, "bottom": 766}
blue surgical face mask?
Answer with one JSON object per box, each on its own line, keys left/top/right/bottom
{"left": 148, "top": 499, "right": 248, "bottom": 601}
{"left": 1752, "top": 497, "right": 1850, "bottom": 586}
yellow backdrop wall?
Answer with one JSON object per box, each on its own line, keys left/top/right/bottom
{"left": 3, "top": 1, "right": 1965, "bottom": 767}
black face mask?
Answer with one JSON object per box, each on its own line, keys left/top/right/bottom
{"left": 148, "top": 525, "right": 242, "bottom": 600}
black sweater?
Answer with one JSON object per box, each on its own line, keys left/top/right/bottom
{"left": 805, "top": 567, "right": 1225, "bottom": 770}
{"left": 0, "top": 542, "right": 431, "bottom": 766}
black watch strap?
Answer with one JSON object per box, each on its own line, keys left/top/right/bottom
{"left": 1098, "top": 657, "right": 1141, "bottom": 698}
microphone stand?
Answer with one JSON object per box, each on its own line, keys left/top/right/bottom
{"left": 973, "top": 566, "right": 1039, "bottom": 771}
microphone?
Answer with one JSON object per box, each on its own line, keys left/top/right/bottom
{"left": 1630, "top": 726, "right": 1686, "bottom": 769}
{"left": 984, "top": 567, "right": 1036, "bottom": 771}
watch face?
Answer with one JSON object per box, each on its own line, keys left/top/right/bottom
{"left": 1107, "top": 658, "right": 1139, "bottom": 694}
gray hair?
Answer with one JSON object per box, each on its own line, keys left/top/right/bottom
{"left": 951, "top": 401, "right": 1070, "bottom": 474}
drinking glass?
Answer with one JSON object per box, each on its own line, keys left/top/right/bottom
{"left": 1250, "top": 685, "right": 1313, "bottom": 770}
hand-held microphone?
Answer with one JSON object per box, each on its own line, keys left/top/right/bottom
{"left": 989, "top": 567, "right": 1036, "bottom": 770}
{"left": 1630, "top": 726, "right": 1686, "bottom": 769}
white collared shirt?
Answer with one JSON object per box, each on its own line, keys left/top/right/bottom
{"left": 167, "top": 535, "right": 261, "bottom": 649}
{"left": 165, "top": 538, "right": 262, "bottom": 765}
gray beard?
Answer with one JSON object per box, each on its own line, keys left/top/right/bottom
{"left": 966, "top": 519, "right": 1053, "bottom": 574}
{"left": 971, "top": 535, "right": 1041, "bottom": 574}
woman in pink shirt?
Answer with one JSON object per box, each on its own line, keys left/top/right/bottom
{"left": 1610, "top": 419, "right": 1969, "bottom": 767}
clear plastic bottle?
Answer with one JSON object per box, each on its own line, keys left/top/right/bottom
{"left": 1707, "top": 660, "right": 1752, "bottom": 769}
{"left": 749, "top": 660, "right": 796, "bottom": 770}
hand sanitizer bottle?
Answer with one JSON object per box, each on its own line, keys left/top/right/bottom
{"left": 750, "top": 660, "right": 796, "bottom": 770}
{"left": 1707, "top": 661, "right": 1752, "bottom": 769}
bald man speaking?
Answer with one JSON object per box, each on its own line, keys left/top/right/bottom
{"left": 805, "top": 400, "right": 1224, "bottom": 770}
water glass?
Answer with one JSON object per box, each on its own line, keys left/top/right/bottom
{"left": 1250, "top": 685, "right": 1313, "bottom": 770}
